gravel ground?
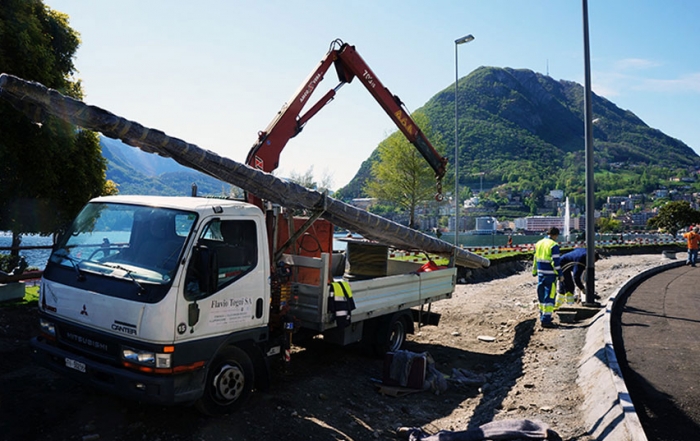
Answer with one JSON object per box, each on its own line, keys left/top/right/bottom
{"left": 0, "top": 253, "right": 666, "bottom": 441}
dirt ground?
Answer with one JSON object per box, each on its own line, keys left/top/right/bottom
{"left": 0, "top": 253, "right": 666, "bottom": 441}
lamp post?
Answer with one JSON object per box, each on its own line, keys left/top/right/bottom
{"left": 581, "top": 0, "right": 598, "bottom": 307}
{"left": 454, "top": 34, "right": 474, "bottom": 247}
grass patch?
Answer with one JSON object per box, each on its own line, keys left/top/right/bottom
{"left": 390, "top": 249, "right": 533, "bottom": 267}
{"left": 23, "top": 285, "right": 39, "bottom": 304}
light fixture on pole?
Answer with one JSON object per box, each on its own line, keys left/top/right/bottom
{"left": 454, "top": 34, "right": 474, "bottom": 247}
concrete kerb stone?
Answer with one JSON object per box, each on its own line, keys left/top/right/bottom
{"left": 578, "top": 258, "right": 684, "bottom": 441}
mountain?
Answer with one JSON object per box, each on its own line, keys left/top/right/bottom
{"left": 337, "top": 66, "right": 700, "bottom": 205}
{"left": 100, "top": 136, "right": 234, "bottom": 196}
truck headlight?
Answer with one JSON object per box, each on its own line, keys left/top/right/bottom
{"left": 39, "top": 318, "right": 56, "bottom": 337}
{"left": 122, "top": 347, "right": 171, "bottom": 369}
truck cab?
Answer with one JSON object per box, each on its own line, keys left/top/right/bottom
{"left": 33, "top": 195, "right": 271, "bottom": 413}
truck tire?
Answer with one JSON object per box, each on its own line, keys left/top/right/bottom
{"left": 374, "top": 311, "right": 412, "bottom": 355}
{"left": 195, "top": 346, "right": 254, "bottom": 415}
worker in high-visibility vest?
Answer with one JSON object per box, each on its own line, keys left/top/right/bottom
{"left": 532, "top": 227, "right": 561, "bottom": 328}
{"left": 555, "top": 247, "right": 600, "bottom": 308}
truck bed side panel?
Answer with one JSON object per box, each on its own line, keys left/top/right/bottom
{"left": 289, "top": 257, "right": 455, "bottom": 331}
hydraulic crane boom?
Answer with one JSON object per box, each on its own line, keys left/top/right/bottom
{"left": 245, "top": 39, "right": 448, "bottom": 201}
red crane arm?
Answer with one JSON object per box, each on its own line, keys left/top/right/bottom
{"left": 245, "top": 49, "right": 338, "bottom": 173}
{"left": 333, "top": 44, "right": 448, "bottom": 182}
{"left": 245, "top": 40, "right": 447, "bottom": 199}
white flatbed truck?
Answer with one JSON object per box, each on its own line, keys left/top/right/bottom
{"left": 32, "top": 195, "right": 457, "bottom": 414}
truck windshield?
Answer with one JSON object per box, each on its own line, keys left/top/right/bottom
{"left": 50, "top": 202, "right": 196, "bottom": 284}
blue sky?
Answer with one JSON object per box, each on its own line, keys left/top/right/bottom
{"left": 44, "top": 0, "right": 700, "bottom": 190}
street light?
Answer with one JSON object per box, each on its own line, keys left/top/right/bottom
{"left": 582, "top": 0, "right": 598, "bottom": 307}
{"left": 454, "top": 34, "right": 474, "bottom": 247}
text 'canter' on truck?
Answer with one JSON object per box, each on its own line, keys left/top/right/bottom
{"left": 0, "top": 39, "right": 488, "bottom": 415}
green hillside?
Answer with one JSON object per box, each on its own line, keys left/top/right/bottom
{"left": 337, "top": 66, "right": 700, "bottom": 208}
{"left": 101, "top": 137, "right": 234, "bottom": 197}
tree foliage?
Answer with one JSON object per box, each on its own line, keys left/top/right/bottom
{"left": 596, "top": 217, "right": 623, "bottom": 233}
{"left": 288, "top": 165, "right": 334, "bottom": 193}
{"left": 364, "top": 112, "right": 443, "bottom": 228}
{"left": 0, "top": 0, "right": 108, "bottom": 248}
{"left": 647, "top": 201, "right": 700, "bottom": 237}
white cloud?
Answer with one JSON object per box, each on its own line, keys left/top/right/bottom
{"left": 591, "top": 70, "right": 630, "bottom": 98}
{"left": 639, "top": 73, "right": 700, "bottom": 93}
{"left": 592, "top": 68, "right": 700, "bottom": 98}
{"left": 595, "top": 58, "right": 700, "bottom": 95}
{"left": 591, "top": 82, "right": 620, "bottom": 98}
{"left": 614, "top": 58, "right": 660, "bottom": 71}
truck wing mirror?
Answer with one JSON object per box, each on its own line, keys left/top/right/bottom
{"left": 188, "top": 301, "right": 200, "bottom": 327}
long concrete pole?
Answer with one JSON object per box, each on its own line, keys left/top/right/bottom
{"left": 0, "top": 73, "right": 489, "bottom": 269}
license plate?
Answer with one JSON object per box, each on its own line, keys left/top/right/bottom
{"left": 65, "top": 357, "right": 86, "bottom": 373}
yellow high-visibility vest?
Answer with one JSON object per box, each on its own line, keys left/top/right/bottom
{"left": 330, "top": 281, "right": 355, "bottom": 328}
{"left": 532, "top": 238, "right": 560, "bottom": 276}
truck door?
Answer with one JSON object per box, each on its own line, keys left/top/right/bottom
{"left": 174, "top": 217, "right": 268, "bottom": 341}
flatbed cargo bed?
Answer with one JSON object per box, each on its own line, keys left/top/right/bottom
{"left": 284, "top": 253, "right": 455, "bottom": 332}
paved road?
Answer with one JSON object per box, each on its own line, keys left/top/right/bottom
{"left": 612, "top": 264, "right": 700, "bottom": 441}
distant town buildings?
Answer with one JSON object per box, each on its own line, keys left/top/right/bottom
{"left": 474, "top": 216, "right": 498, "bottom": 234}
{"left": 549, "top": 189, "right": 564, "bottom": 200}
{"left": 514, "top": 215, "right": 582, "bottom": 232}
{"left": 349, "top": 178, "right": 700, "bottom": 234}
{"left": 350, "top": 198, "right": 377, "bottom": 210}
{"left": 618, "top": 211, "right": 656, "bottom": 229}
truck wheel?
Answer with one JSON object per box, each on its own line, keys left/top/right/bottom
{"left": 386, "top": 315, "right": 407, "bottom": 353}
{"left": 195, "top": 346, "right": 254, "bottom": 415}
{"left": 374, "top": 312, "right": 410, "bottom": 355}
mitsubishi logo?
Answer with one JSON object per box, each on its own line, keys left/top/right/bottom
{"left": 80, "top": 304, "right": 88, "bottom": 316}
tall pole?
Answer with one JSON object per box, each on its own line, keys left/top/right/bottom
{"left": 582, "top": 0, "right": 598, "bottom": 306}
{"left": 454, "top": 34, "right": 474, "bottom": 247}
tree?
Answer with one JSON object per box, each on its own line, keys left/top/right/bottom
{"left": 597, "top": 217, "right": 622, "bottom": 233}
{"left": 0, "top": 0, "right": 108, "bottom": 255}
{"left": 647, "top": 201, "right": 700, "bottom": 237}
{"left": 364, "top": 112, "right": 444, "bottom": 229}
{"left": 288, "top": 165, "right": 334, "bottom": 193}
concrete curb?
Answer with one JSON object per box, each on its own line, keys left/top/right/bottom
{"left": 578, "top": 258, "right": 684, "bottom": 441}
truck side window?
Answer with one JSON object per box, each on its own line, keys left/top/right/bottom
{"left": 185, "top": 219, "right": 258, "bottom": 299}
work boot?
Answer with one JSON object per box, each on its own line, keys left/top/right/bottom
{"left": 396, "top": 427, "right": 427, "bottom": 440}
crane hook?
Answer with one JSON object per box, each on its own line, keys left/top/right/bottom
{"left": 434, "top": 180, "right": 444, "bottom": 202}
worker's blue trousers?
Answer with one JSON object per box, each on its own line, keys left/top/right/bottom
{"left": 537, "top": 274, "right": 557, "bottom": 324}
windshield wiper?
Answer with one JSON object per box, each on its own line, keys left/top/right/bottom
{"left": 104, "top": 263, "right": 146, "bottom": 295}
{"left": 54, "top": 250, "right": 85, "bottom": 281}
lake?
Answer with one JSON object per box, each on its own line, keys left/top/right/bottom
{"left": 0, "top": 233, "right": 54, "bottom": 270}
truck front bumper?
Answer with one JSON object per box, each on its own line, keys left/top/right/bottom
{"left": 30, "top": 336, "right": 206, "bottom": 406}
